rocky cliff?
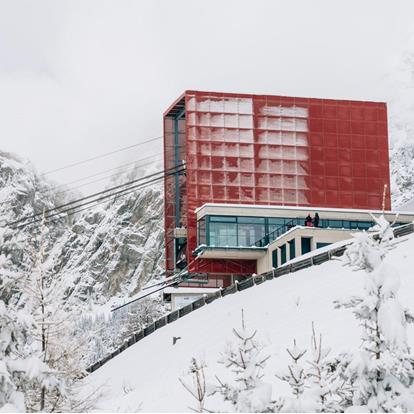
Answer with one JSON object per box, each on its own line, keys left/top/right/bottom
{"left": 0, "top": 151, "right": 164, "bottom": 312}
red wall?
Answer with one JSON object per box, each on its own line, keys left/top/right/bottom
{"left": 164, "top": 90, "right": 390, "bottom": 279}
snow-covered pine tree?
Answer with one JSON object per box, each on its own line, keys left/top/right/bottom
{"left": 305, "top": 323, "right": 350, "bottom": 412}
{"left": 335, "top": 215, "right": 414, "bottom": 412}
{"left": 0, "top": 263, "right": 31, "bottom": 412}
{"left": 21, "top": 214, "right": 88, "bottom": 412}
{"left": 276, "top": 339, "right": 309, "bottom": 412}
{"left": 214, "top": 309, "right": 273, "bottom": 412}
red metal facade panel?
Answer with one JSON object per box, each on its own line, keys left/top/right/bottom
{"left": 164, "top": 90, "right": 390, "bottom": 280}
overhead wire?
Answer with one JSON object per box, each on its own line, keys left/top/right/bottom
{"left": 0, "top": 149, "right": 168, "bottom": 211}
{"left": 44, "top": 156, "right": 163, "bottom": 199}
{"left": 110, "top": 267, "right": 190, "bottom": 313}
{"left": 39, "top": 174, "right": 172, "bottom": 228}
{"left": 42, "top": 135, "right": 163, "bottom": 176}
{"left": 8, "top": 163, "right": 181, "bottom": 227}
{"left": 0, "top": 154, "right": 164, "bottom": 212}
{"left": 8, "top": 164, "right": 186, "bottom": 230}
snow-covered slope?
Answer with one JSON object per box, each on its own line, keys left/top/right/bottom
{"left": 82, "top": 233, "right": 414, "bottom": 412}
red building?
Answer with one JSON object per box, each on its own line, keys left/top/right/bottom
{"left": 163, "top": 90, "right": 390, "bottom": 287}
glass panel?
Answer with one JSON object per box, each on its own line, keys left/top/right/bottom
{"left": 238, "top": 222, "right": 266, "bottom": 247}
{"left": 327, "top": 220, "right": 343, "bottom": 228}
{"left": 198, "top": 218, "right": 206, "bottom": 245}
{"left": 209, "top": 216, "right": 237, "bottom": 222}
{"left": 238, "top": 217, "right": 265, "bottom": 224}
{"left": 209, "top": 222, "right": 237, "bottom": 247}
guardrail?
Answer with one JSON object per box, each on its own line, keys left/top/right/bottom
{"left": 86, "top": 222, "right": 414, "bottom": 374}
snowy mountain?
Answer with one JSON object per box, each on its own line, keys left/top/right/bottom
{"left": 0, "top": 151, "right": 165, "bottom": 310}
{"left": 387, "top": 35, "right": 414, "bottom": 207}
{"left": 82, "top": 231, "right": 414, "bottom": 412}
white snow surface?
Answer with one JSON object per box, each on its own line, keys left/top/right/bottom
{"left": 83, "top": 233, "right": 414, "bottom": 413}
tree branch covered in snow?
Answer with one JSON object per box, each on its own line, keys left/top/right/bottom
{"left": 335, "top": 215, "right": 414, "bottom": 412}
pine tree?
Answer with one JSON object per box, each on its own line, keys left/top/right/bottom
{"left": 335, "top": 215, "right": 414, "bottom": 412}
{"left": 305, "top": 323, "right": 350, "bottom": 412}
{"left": 20, "top": 213, "right": 89, "bottom": 412}
{"left": 276, "top": 339, "right": 308, "bottom": 412}
{"left": 0, "top": 253, "right": 55, "bottom": 413}
{"left": 214, "top": 309, "right": 273, "bottom": 412}
{"left": 0, "top": 293, "right": 30, "bottom": 412}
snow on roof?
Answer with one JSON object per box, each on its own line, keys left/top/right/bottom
{"left": 164, "top": 287, "right": 220, "bottom": 295}
{"left": 195, "top": 202, "right": 414, "bottom": 217}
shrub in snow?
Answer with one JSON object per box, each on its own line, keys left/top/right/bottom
{"left": 179, "top": 358, "right": 208, "bottom": 413}
{"left": 336, "top": 214, "right": 414, "bottom": 412}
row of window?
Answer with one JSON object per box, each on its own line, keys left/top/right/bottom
{"left": 272, "top": 238, "right": 332, "bottom": 267}
{"left": 197, "top": 215, "right": 376, "bottom": 248}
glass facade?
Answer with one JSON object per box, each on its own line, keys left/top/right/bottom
{"left": 164, "top": 91, "right": 391, "bottom": 280}
{"left": 198, "top": 214, "right": 377, "bottom": 248}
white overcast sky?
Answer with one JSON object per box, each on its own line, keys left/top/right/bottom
{"left": 0, "top": 0, "right": 413, "bottom": 191}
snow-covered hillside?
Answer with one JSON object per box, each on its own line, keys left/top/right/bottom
{"left": 82, "top": 232, "right": 414, "bottom": 412}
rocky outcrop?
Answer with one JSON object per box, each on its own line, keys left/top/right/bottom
{"left": 0, "top": 151, "right": 164, "bottom": 310}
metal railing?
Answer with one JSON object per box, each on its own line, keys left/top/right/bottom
{"left": 86, "top": 222, "right": 414, "bottom": 374}
{"left": 255, "top": 219, "right": 298, "bottom": 247}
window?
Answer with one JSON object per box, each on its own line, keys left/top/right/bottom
{"left": 350, "top": 221, "right": 371, "bottom": 230}
{"left": 280, "top": 244, "right": 287, "bottom": 265}
{"left": 201, "top": 215, "right": 377, "bottom": 249}
{"left": 326, "top": 220, "right": 343, "bottom": 229}
{"left": 238, "top": 217, "right": 266, "bottom": 247}
{"left": 316, "top": 242, "right": 331, "bottom": 249}
{"left": 210, "top": 216, "right": 236, "bottom": 222}
{"left": 272, "top": 249, "right": 278, "bottom": 268}
{"left": 198, "top": 218, "right": 206, "bottom": 245}
{"left": 288, "top": 239, "right": 296, "bottom": 260}
{"left": 209, "top": 222, "right": 237, "bottom": 247}
{"left": 268, "top": 218, "right": 296, "bottom": 242}
{"left": 238, "top": 217, "right": 265, "bottom": 224}
{"left": 301, "top": 237, "right": 312, "bottom": 254}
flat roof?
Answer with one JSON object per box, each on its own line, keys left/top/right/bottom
{"left": 164, "top": 287, "right": 220, "bottom": 295}
{"left": 183, "top": 90, "right": 386, "bottom": 106}
{"left": 163, "top": 90, "right": 387, "bottom": 119}
{"left": 194, "top": 245, "right": 267, "bottom": 260}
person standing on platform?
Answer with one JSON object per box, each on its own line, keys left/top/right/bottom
{"left": 305, "top": 214, "right": 313, "bottom": 227}
{"left": 313, "top": 212, "right": 320, "bottom": 227}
